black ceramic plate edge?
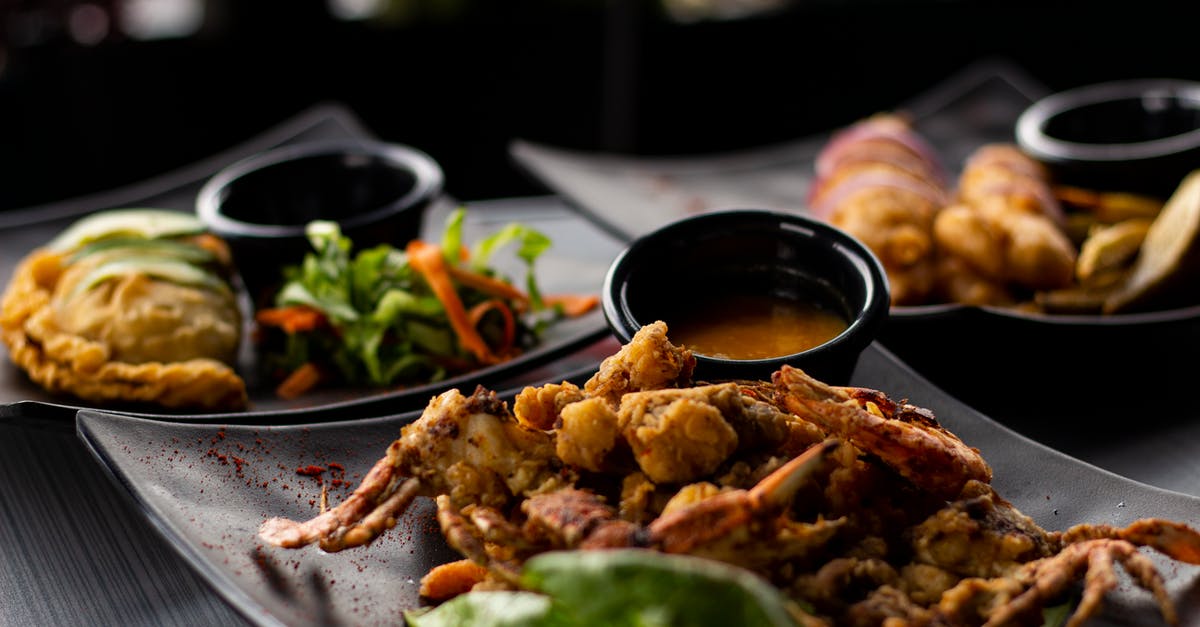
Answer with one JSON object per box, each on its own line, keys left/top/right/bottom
{"left": 75, "top": 410, "right": 424, "bottom": 627}
{"left": 4, "top": 321, "right": 610, "bottom": 425}
{"left": 75, "top": 417, "right": 298, "bottom": 627}
{"left": 75, "top": 342, "right": 1200, "bottom": 627}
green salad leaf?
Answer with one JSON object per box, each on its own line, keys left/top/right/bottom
{"left": 261, "top": 208, "right": 556, "bottom": 389}
{"left": 405, "top": 549, "right": 802, "bottom": 627}
{"left": 405, "top": 591, "right": 565, "bottom": 627}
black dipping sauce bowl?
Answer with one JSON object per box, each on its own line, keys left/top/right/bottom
{"left": 1016, "top": 79, "right": 1200, "bottom": 197}
{"left": 196, "top": 138, "right": 443, "bottom": 303}
{"left": 603, "top": 209, "right": 890, "bottom": 384}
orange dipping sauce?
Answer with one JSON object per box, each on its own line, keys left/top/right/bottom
{"left": 670, "top": 293, "right": 848, "bottom": 360}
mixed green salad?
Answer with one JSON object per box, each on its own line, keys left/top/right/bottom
{"left": 255, "top": 208, "right": 595, "bottom": 398}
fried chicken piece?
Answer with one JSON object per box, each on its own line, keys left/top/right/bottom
{"left": 933, "top": 254, "right": 1016, "bottom": 307}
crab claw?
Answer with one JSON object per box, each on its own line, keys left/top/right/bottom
{"left": 773, "top": 365, "right": 991, "bottom": 499}
{"left": 647, "top": 439, "right": 839, "bottom": 554}
{"left": 258, "top": 456, "right": 420, "bottom": 551}
{"left": 1061, "top": 518, "right": 1200, "bottom": 565}
{"left": 984, "top": 539, "right": 1175, "bottom": 627}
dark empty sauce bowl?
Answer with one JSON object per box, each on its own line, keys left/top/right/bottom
{"left": 1017, "top": 79, "right": 1200, "bottom": 197}
{"left": 195, "top": 138, "right": 443, "bottom": 303}
{"left": 603, "top": 209, "right": 889, "bottom": 384}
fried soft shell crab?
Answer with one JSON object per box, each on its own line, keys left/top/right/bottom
{"left": 259, "top": 321, "right": 1200, "bottom": 626}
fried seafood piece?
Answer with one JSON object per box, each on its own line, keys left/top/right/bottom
{"left": 512, "top": 380, "right": 585, "bottom": 430}
{"left": 934, "top": 144, "right": 1077, "bottom": 303}
{"left": 554, "top": 397, "right": 621, "bottom": 472}
{"left": 550, "top": 381, "right": 795, "bottom": 482}
{"left": 933, "top": 535, "right": 1184, "bottom": 627}
{"left": 259, "top": 324, "right": 697, "bottom": 553}
{"left": 259, "top": 386, "right": 576, "bottom": 552}
{"left": 772, "top": 365, "right": 991, "bottom": 500}
{"left": 583, "top": 320, "right": 695, "bottom": 408}
{"left": 618, "top": 383, "right": 755, "bottom": 484}
{"left": 809, "top": 113, "right": 949, "bottom": 305}
{"left": 1, "top": 229, "right": 246, "bottom": 411}
{"left": 435, "top": 439, "right": 845, "bottom": 580}
{"left": 907, "top": 481, "right": 1200, "bottom": 627}
{"left": 908, "top": 481, "right": 1058, "bottom": 579}
{"left": 257, "top": 323, "right": 1200, "bottom": 626}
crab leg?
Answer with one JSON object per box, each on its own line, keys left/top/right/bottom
{"left": 1060, "top": 519, "right": 1200, "bottom": 565}
{"left": 984, "top": 539, "right": 1175, "bottom": 627}
{"left": 773, "top": 365, "right": 991, "bottom": 499}
{"left": 647, "top": 439, "right": 839, "bottom": 554}
{"left": 258, "top": 455, "right": 419, "bottom": 551}
{"left": 435, "top": 495, "right": 524, "bottom": 584}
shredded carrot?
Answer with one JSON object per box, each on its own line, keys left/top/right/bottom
{"left": 543, "top": 294, "right": 600, "bottom": 317}
{"left": 190, "top": 232, "right": 234, "bottom": 267}
{"left": 419, "top": 559, "right": 489, "bottom": 601}
{"left": 276, "top": 362, "right": 323, "bottom": 399}
{"left": 468, "top": 299, "right": 516, "bottom": 357}
{"left": 407, "top": 240, "right": 499, "bottom": 364}
{"left": 256, "top": 305, "right": 327, "bottom": 334}
{"left": 446, "top": 265, "right": 530, "bottom": 305}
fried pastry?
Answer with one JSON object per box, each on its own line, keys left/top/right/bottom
{"left": 0, "top": 208, "right": 247, "bottom": 410}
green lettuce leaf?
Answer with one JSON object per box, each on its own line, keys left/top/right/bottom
{"left": 264, "top": 210, "right": 553, "bottom": 389}
{"left": 407, "top": 550, "right": 801, "bottom": 627}
{"left": 405, "top": 591, "right": 563, "bottom": 627}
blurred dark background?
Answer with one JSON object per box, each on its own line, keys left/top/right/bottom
{"left": 1, "top": 0, "right": 1197, "bottom": 210}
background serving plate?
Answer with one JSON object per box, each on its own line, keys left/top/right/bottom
{"left": 0, "top": 107, "right": 622, "bottom": 423}
{"left": 511, "top": 58, "right": 1200, "bottom": 413}
{"left": 78, "top": 341, "right": 1200, "bottom": 627}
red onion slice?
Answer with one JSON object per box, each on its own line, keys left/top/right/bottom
{"left": 816, "top": 117, "right": 947, "bottom": 185}
{"left": 810, "top": 168, "right": 948, "bottom": 220}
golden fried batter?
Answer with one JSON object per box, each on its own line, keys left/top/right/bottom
{"left": 555, "top": 397, "right": 621, "bottom": 472}
{"left": 1, "top": 246, "right": 247, "bottom": 411}
{"left": 584, "top": 320, "right": 695, "bottom": 407}
{"left": 619, "top": 391, "right": 739, "bottom": 484}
